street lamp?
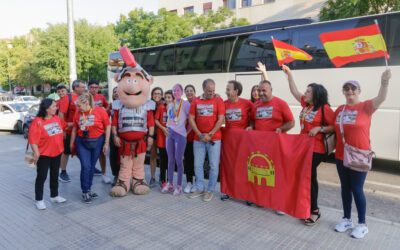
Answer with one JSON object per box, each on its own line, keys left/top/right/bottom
{"left": 0, "top": 51, "right": 12, "bottom": 93}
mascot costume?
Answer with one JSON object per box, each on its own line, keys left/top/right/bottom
{"left": 110, "top": 46, "right": 155, "bottom": 197}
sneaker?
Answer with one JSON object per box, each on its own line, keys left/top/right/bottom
{"left": 59, "top": 172, "right": 71, "bottom": 182}
{"left": 50, "top": 196, "right": 66, "bottom": 203}
{"left": 35, "top": 200, "right": 46, "bottom": 210}
{"left": 190, "top": 184, "right": 197, "bottom": 193}
{"left": 102, "top": 175, "right": 112, "bottom": 184}
{"left": 111, "top": 176, "right": 118, "bottom": 186}
{"left": 335, "top": 218, "right": 354, "bottom": 233}
{"left": 161, "top": 182, "right": 174, "bottom": 194}
{"left": 173, "top": 186, "right": 182, "bottom": 196}
{"left": 189, "top": 190, "right": 204, "bottom": 199}
{"left": 149, "top": 178, "right": 156, "bottom": 188}
{"left": 203, "top": 191, "right": 213, "bottom": 202}
{"left": 220, "top": 194, "right": 230, "bottom": 201}
{"left": 82, "top": 193, "right": 92, "bottom": 204}
{"left": 275, "top": 210, "right": 286, "bottom": 215}
{"left": 88, "top": 191, "right": 98, "bottom": 199}
{"left": 94, "top": 168, "right": 102, "bottom": 176}
{"left": 351, "top": 224, "right": 368, "bottom": 239}
{"left": 184, "top": 182, "right": 193, "bottom": 193}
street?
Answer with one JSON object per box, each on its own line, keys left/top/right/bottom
{"left": 0, "top": 131, "right": 399, "bottom": 249}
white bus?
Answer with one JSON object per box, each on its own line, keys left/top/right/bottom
{"left": 108, "top": 12, "right": 400, "bottom": 161}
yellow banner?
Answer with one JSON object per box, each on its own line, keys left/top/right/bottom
{"left": 324, "top": 34, "right": 387, "bottom": 58}
{"left": 275, "top": 48, "right": 311, "bottom": 61}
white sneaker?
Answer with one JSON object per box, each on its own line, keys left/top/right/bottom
{"left": 35, "top": 200, "right": 46, "bottom": 210}
{"left": 351, "top": 224, "right": 368, "bottom": 239}
{"left": 50, "top": 196, "right": 67, "bottom": 203}
{"left": 275, "top": 210, "right": 286, "bottom": 215}
{"left": 102, "top": 175, "right": 112, "bottom": 184}
{"left": 190, "top": 184, "right": 197, "bottom": 193}
{"left": 334, "top": 218, "right": 354, "bottom": 233}
{"left": 184, "top": 182, "right": 192, "bottom": 193}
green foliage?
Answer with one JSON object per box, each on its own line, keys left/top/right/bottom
{"left": 319, "top": 0, "right": 400, "bottom": 21}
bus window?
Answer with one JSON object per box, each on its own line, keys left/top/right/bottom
{"left": 175, "top": 39, "right": 224, "bottom": 74}
{"left": 386, "top": 14, "right": 400, "bottom": 65}
{"left": 141, "top": 46, "right": 174, "bottom": 76}
{"left": 223, "top": 37, "right": 236, "bottom": 72}
{"left": 230, "top": 30, "right": 289, "bottom": 72}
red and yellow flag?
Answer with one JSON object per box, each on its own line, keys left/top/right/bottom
{"left": 272, "top": 38, "right": 312, "bottom": 66}
{"left": 319, "top": 24, "right": 389, "bottom": 67}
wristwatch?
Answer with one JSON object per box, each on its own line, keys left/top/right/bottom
{"left": 148, "top": 134, "right": 155, "bottom": 139}
{"left": 320, "top": 127, "right": 324, "bottom": 133}
{"left": 209, "top": 133, "right": 214, "bottom": 137}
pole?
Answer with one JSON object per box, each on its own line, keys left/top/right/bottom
{"left": 6, "top": 56, "right": 11, "bottom": 93}
{"left": 374, "top": 19, "right": 389, "bottom": 69}
{"left": 67, "top": 0, "right": 77, "bottom": 90}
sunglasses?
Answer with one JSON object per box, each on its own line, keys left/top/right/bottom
{"left": 343, "top": 85, "right": 358, "bottom": 91}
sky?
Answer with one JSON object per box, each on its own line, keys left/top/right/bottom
{"left": 0, "top": 0, "right": 159, "bottom": 38}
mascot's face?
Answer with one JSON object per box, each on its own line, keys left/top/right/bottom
{"left": 115, "top": 68, "right": 153, "bottom": 108}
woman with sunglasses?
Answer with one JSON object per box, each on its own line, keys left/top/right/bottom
{"left": 333, "top": 69, "right": 391, "bottom": 239}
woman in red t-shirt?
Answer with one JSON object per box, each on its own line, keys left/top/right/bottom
{"left": 332, "top": 69, "right": 391, "bottom": 239}
{"left": 28, "top": 98, "right": 67, "bottom": 210}
{"left": 155, "top": 90, "right": 174, "bottom": 187}
{"left": 70, "top": 93, "right": 111, "bottom": 204}
{"left": 183, "top": 84, "right": 196, "bottom": 193}
{"left": 281, "top": 64, "right": 335, "bottom": 225}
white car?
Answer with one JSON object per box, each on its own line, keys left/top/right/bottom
{"left": 13, "top": 96, "right": 40, "bottom": 104}
{"left": 0, "top": 102, "right": 30, "bottom": 133}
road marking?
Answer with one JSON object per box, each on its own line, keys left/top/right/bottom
{"left": 365, "top": 180, "right": 400, "bottom": 190}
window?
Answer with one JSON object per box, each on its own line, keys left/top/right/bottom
{"left": 203, "top": 2, "right": 212, "bottom": 14}
{"left": 140, "top": 46, "right": 174, "bottom": 75}
{"left": 265, "top": 0, "right": 275, "bottom": 3}
{"left": 242, "top": 0, "right": 252, "bottom": 7}
{"left": 184, "top": 6, "right": 194, "bottom": 14}
{"left": 224, "top": 0, "right": 236, "bottom": 9}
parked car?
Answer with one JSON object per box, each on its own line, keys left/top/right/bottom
{"left": 23, "top": 104, "right": 39, "bottom": 139}
{"left": 14, "top": 95, "right": 40, "bottom": 104}
{"left": 0, "top": 102, "right": 30, "bottom": 133}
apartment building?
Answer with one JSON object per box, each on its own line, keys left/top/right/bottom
{"left": 158, "top": 0, "right": 327, "bottom": 24}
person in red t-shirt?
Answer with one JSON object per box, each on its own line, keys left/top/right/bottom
{"left": 28, "top": 98, "right": 67, "bottom": 210}
{"left": 88, "top": 79, "right": 111, "bottom": 184}
{"left": 155, "top": 90, "right": 173, "bottom": 186}
{"left": 58, "top": 79, "right": 86, "bottom": 182}
{"left": 188, "top": 79, "right": 225, "bottom": 202}
{"left": 56, "top": 84, "right": 68, "bottom": 112}
{"left": 331, "top": 69, "right": 391, "bottom": 239}
{"left": 70, "top": 93, "right": 111, "bottom": 203}
{"left": 282, "top": 64, "right": 335, "bottom": 225}
{"left": 183, "top": 84, "right": 196, "bottom": 193}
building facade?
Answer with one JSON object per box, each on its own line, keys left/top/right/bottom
{"left": 158, "top": 0, "right": 327, "bottom": 24}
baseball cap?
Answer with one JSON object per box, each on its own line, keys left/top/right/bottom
{"left": 343, "top": 80, "right": 360, "bottom": 89}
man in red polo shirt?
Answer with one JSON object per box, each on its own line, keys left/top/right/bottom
{"left": 188, "top": 79, "right": 225, "bottom": 202}
{"left": 88, "top": 79, "right": 111, "bottom": 184}
{"left": 58, "top": 79, "right": 86, "bottom": 182}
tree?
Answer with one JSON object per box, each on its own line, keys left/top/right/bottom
{"left": 319, "top": 0, "right": 400, "bottom": 21}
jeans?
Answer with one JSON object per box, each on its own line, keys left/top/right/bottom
{"left": 336, "top": 159, "right": 368, "bottom": 224}
{"left": 76, "top": 134, "right": 104, "bottom": 193}
{"left": 35, "top": 154, "right": 61, "bottom": 200}
{"left": 166, "top": 128, "right": 187, "bottom": 186}
{"left": 193, "top": 140, "right": 221, "bottom": 192}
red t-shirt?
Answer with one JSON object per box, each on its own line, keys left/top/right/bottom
{"left": 93, "top": 94, "right": 109, "bottom": 109}
{"left": 73, "top": 106, "right": 110, "bottom": 138}
{"left": 59, "top": 93, "right": 78, "bottom": 135}
{"left": 28, "top": 116, "right": 66, "bottom": 157}
{"left": 189, "top": 95, "right": 226, "bottom": 141}
{"left": 155, "top": 104, "right": 168, "bottom": 148}
{"left": 252, "top": 97, "right": 294, "bottom": 131}
{"left": 299, "top": 96, "right": 335, "bottom": 154}
{"left": 334, "top": 100, "right": 375, "bottom": 160}
{"left": 112, "top": 110, "right": 155, "bottom": 141}
{"left": 224, "top": 98, "right": 253, "bottom": 129}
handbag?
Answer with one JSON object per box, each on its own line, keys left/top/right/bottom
{"left": 339, "top": 106, "right": 375, "bottom": 172}
{"left": 24, "top": 142, "right": 36, "bottom": 168}
{"left": 321, "top": 104, "right": 336, "bottom": 156}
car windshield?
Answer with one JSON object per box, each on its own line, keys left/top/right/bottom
{"left": 9, "top": 103, "right": 29, "bottom": 112}
{"left": 29, "top": 104, "right": 39, "bottom": 114}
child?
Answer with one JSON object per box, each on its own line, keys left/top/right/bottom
{"left": 155, "top": 90, "right": 174, "bottom": 189}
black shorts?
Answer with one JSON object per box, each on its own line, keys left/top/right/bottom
{"left": 63, "top": 134, "right": 72, "bottom": 155}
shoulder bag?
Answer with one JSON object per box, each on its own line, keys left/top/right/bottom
{"left": 339, "top": 106, "right": 375, "bottom": 172}
{"left": 321, "top": 104, "right": 336, "bottom": 156}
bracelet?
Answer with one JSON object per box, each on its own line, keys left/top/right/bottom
{"left": 199, "top": 134, "right": 205, "bottom": 140}
{"left": 147, "top": 134, "right": 155, "bottom": 139}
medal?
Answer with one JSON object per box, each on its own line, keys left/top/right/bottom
{"left": 300, "top": 105, "right": 313, "bottom": 131}
{"left": 173, "top": 99, "right": 183, "bottom": 126}
{"left": 81, "top": 108, "right": 93, "bottom": 131}
{"left": 81, "top": 126, "right": 85, "bottom": 131}
{"left": 301, "top": 124, "right": 304, "bottom": 129}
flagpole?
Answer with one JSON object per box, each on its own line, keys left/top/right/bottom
{"left": 374, "top": 19, "right": 389, "bottom": 69}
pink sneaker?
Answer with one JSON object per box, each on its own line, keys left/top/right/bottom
{"left": 161, "top": 182, "right": 173, "bottom": 194}
{"left": 173, "top": 185, "right": 182, "bottom": 196}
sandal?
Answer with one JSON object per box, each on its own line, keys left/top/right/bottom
{"left": 305, "top": 209, "right": 321, "bottom": 226}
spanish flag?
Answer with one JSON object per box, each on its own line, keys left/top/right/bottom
{"left": 272, "top": 38, "right": 312, "bottom": 66}
{"left": 319, "top": 24, "right": 389, "bottom": 67}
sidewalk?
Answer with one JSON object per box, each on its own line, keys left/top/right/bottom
{"left": 0, "top": 133, "right": 399, "bottom": 249}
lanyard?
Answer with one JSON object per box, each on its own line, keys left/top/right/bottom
{"left": 82, "top": 108, "right": 93, "bottom": 127}
{"left": 301, "top": 105, "right": 313, "bottom": 126}
{"left": 173, "top": 99, "right": 183, "bottom": 120}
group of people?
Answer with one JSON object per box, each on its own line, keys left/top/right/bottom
{"left": 28, "top": 62, "right": 391, "bottom": 239}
